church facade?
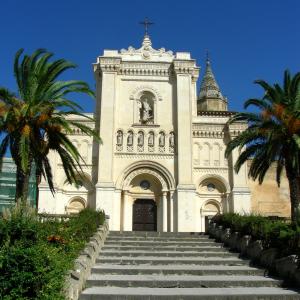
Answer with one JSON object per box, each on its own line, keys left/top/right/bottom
{"left": 38, "top": 34, "right": 271, "bottom": 232}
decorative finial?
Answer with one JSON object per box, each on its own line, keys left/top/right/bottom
{"left": 139, "top": 17, "right": 154, "bottom": 36}
{"left": 206, "top": 50, "right": 210, "bottom": 65}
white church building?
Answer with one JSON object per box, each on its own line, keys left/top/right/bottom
{"left": 39, "top": 33, "right": 251, "bottom": 232}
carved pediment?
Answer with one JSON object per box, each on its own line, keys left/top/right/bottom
{"left": 120, "top": 35, "right": 174, "bottom": 61}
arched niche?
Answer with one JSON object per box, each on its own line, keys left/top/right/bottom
{"left": 66, "top": 197, "right": 86, "bottom": 214}
{"left": 131, "top": 87, "right": 161, "bottom": 125}
{"left": 197, "top": 174, "right": 230, "bottom": 195}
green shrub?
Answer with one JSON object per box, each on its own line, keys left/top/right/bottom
{"left": 212, "top": 213, "right": 300, "bottom": 260}
{"left": 0, "top": 205, "right": 105, "bottom": 300}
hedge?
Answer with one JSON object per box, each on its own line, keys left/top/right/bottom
{"left": 212, "top": 213, "right": 300, "bottom": 259}
{"left": 0, "top": 204, "right": 105, "bottom": 300}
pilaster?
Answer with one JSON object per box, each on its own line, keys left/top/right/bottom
{"left": 228, "top": 122, "right": 251, "bottom": 214}
{"left": 162, "top": 191, "right": 168, "bottom": 232}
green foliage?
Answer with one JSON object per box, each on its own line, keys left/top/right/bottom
{"left": 225, "top": 70, "right": 300, "bottom": 224}
{"left": 0, "top": 206, "right": 105, "bottom": 300}
{"left": 0, "top": 49, "right": 101, "bottom": 203}
{"left": 213, "top": 213, "right": 300, "bottom": 258}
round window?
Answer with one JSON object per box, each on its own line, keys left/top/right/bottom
{"left": 140, "top": 180, "right": 150, "bottom": 190}
{"left": 207, "top": 183, "right": 216, "bottom": 191}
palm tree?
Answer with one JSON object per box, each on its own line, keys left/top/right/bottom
{"left": 0, "top": 49, "right": 100, "bottom": 204}
{"left": 225, "top": 70, "right": 300, "bottom": 224}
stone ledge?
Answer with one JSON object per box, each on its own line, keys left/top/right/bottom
{"left": 64, "top": 221, "right": 109, "bottom": 300}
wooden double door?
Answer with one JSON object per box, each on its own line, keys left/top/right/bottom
{"left": 132, "top": 199, "right": 157, "bottom": 231}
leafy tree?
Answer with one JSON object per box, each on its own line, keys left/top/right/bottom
{"left": 0, "top": 49, "right": 100, "bottom": 204}
{"left": 225, "top": 70, "right": 300, "bottom": 224}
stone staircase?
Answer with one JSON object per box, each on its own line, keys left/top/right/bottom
{"left": 79, "top": 231, "right": 300, "bottom": 299}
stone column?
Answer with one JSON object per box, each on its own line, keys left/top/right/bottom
{"left": 162, "top": 191, "right": 168, "bottom": 232}
{"left": 174, "top": 57, "right": 199, "bottom": 232}
{"left": 94, "top": 58, "right": 121, "bottom": 229}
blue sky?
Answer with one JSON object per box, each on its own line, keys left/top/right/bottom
{"left": 0, "top": 0, "right": 299, "bottom": 112}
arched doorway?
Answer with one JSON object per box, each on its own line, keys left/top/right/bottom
{"left": 202, "top": 200, "right": 221, "bottom": 232}
{"left": 196, "top": 175, "right": 228, "bottom": 232}
{"left": 121, "top": 168, "right": 171, "bottom": 231}
{"left": 133, "top": 199, "right": 157, "bottom": 231}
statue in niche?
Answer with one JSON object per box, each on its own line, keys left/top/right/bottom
{"left": 139, "top": 97, "right": 153, "bottom": 123}
{"left": 138, "top": 132, "right": 144, "bottom": 146}
{"left": 127, "top": 132, "right": 133, "bottom": 146}
{"left": 148, "top": 132, "right": 154, "bottom": 146}
{"left": 117, "top": 131, "right": 123, "bottom": 145}
{"left": 159, "top": 132, "right": 165, "bottom": 147}
{"left": 169, "top": 132, "right": 175, "bottom": 147}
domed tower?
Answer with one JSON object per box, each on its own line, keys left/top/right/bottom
{"left": 197, "top": 56, "right": 228, "bottom": 112}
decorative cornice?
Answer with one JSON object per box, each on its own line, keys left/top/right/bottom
{"left": 97, "top": 57, "right": 121, "bottom": 72}
{"left": 228, "top": 122, "right": 248, "bottom": 137}
{"left": 173, "top": 60, "right": 199, "bottom": 78}
{"left": 120, "top": 62, "right": 171, "bottom": 77}
{"left": 115, "top": 153, "right": 175, "bottom": 159}
{"left": 193, "top": 130, "right": 224, "bottom": 138}
{"left": 198, "top": 111, "right": 236, "bottom": 116}
{"left": 193, "top": 167, "right": 228, "bottom": 174}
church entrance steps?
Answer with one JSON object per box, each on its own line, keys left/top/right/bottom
{"left": 86, "top": 274, "right": 282, "bottom": 288}
{"left": 96, "top": 256, "right": 248, "bottom": 266}
{"left": 108, "top": 231, "right": 209, "bottom": 237}
{"left": 100, "top": 250, "right": 239, "bottom": 258}
{"left": 79, "top": 231, "right": 300, "bottom": 300}
{"left": 80, "top": 287, "right": 300, "bottom": 299}
{"left": 104, "top": 241, "right": 220, "bottom": 246}
{"left": 91, "top": 264, "right": 265, "bottom": 276}
{"left": 102, "top": 245, "right": 226, "bottom": 252}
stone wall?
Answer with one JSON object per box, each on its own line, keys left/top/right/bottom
{"left": 247, "top": 160, "right": 291, "bottom": 217}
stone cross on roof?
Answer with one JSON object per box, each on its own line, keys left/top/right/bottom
{"left": 139, "top": 17, "right": 154, "bottom": 36}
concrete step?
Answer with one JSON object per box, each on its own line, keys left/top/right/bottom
{"left": 86, "top": 274, "right": 282, "bottom": 288}
{"left": 79, "top": 287, "right": 300, "bottom": 299}
{"left": 102, "top": 245, "right": 226, "bottom": 252}
{"left": 106, "top": 236, "right": 212, "bottom": 242}
{"left": 96, "top": 256, "right": 249, "bottom": 265}
{"left": 91, "top": 264, "right": 265, "bottom": 276}
{"left": 104, "top": 241, "right": 221, "bottom": 247}
{"left": 100, "top": 250, "right": 239, "bottom": 258}
{"left": 108, "top": 231, "right": 208, "bottom": 238}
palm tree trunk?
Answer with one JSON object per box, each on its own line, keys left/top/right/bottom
{"left": 15, "top": 164, "right": 31, "bottom": 205}
{"left": 285, "top": 165, "right": 300, "bottom": 224}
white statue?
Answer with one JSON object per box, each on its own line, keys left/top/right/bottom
{"left": 127, "top": 132, "right": 133, "bottom": 145}
{"left": 159, "top": 132, "right": 165, "bottom": 147}
{"left": 117, "top": 131, "right": 123, "bottom": 145}
{"left": 169, "top": 132, "right": 175, "bottom": 147}
{"left": 140, "top": 98, "right": 153, "bottom": 123}
{"left": 138, "top": 132, "right": 144, "bottom": 146}
{"left": 148, "top": 132, "right": 154, "bottom": 146}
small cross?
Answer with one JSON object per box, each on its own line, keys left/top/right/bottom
{"left": 206, "top": 49, "right": 210, "bottom": 62}
{"left": 139, "top": 17, "right": 154, "bottom": 36}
